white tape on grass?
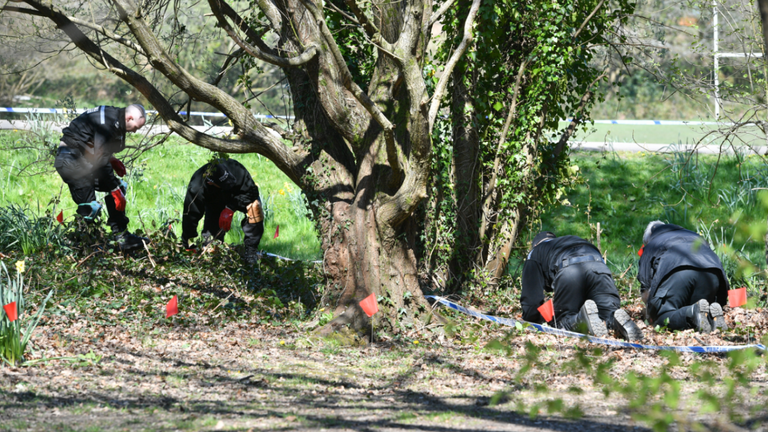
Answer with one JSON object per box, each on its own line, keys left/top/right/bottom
{"left": 426, "top": 295, "right": 766, "bottom": 353}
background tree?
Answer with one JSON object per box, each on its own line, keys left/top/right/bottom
{"left": 2, "top": 0, "right": 633, "bottom": 335}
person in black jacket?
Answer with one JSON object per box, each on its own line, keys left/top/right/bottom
{"left": 54, "top": 104, "right": 147, "bottom": 251}
{"left": 522, "top": 232, "right": 642, "bottom": 340}
{"left": 181, "top": 158, "right": 264, "bottom": 263}
{"left": 638, "top": 221, "right": 728, "bottom": 332}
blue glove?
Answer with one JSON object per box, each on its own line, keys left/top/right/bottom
{"left": 79, "top": 201, "right": 103, "bottom": 220}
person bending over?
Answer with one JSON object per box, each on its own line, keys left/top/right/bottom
{"left": 181, "top": 158, "right": 264, "bottom": 263}
{"left": 638, "top": 221, "right": 728, "bottom": 333}
{"left": 522, "top": 232, "right": 642, "bottom": 340}
{"left": 54, "top": 104, "right": 147, "bottom": 251}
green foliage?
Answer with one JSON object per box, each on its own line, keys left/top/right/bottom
{"left": 488, "top": 337, "right": 768, "bottom": 431}
{"left": 424, "top": 0, "right": 636, "bottom": 289}
{"left": 0, "top": 203, "right": 66, "bottom": 255}
{"left": 0, "top": 260, "right": 53, "bottom": 366}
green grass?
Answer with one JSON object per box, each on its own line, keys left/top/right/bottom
{"left": 0, "top": 131, "right": 321, "bottom": 261}
{"left": 532, "top": 149, "right": 768, "bottom": 292}
{"left": 564, "top": 121, "right": 766, "bottom": 147}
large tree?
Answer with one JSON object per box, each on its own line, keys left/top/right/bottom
{"left": 2, "top": 0, "right": 631, "bottom": 335}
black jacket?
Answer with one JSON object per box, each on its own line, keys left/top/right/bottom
{"left": 521, "top": 236, "right": 604, "bottom": 322}
{"left": 182, "top": 159, "right": 260, "bottom": 240}
{"left": 637, "top": 224, "right": 729, "bottom": 303}
{"left": 61, "top": 106, "right": 126, "bottom": 166}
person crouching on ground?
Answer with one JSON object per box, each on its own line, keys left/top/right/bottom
{"left": 638, "top": 221, "right": 728, "bottom": 333}
{"left": 521, "top": 232, "right": 642, "bottom": 340}
{"left": 54, "top": 104, "right": 148, "bottom": 251}
{"left": 181, "top": 158, "right": 264, "bottom": 263}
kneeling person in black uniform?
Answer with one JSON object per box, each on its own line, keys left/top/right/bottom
{"left": 182, "top": 159, "right": 264, "bottom": 263}
{"left": 638, "top": 221, "right": 728, "bottom": 333}
{"left": 54, "top": 104, "right": 148, "bottom": 251}
{"left": 522, "top": 232, "right": 642, "bottom": 340}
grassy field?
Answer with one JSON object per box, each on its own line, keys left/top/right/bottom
{"left": 565, "top": 121, "right": 766, "bottom": 148}
{"left": 0, "top": 131, "right": 322, "bottom": 261}
{"left": 527, "top": 148, "right": 768, "bottom": 293}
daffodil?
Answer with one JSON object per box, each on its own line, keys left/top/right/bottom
{"left": 279, "top": 189, "right": 285, "bottom": 195}
{"left": 15, "top": 260, "right": 25, "bottom": 274}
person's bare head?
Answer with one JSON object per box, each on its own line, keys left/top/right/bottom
{"left": 125, "top": 104, "right": 146, "bottom": 133}
{"left": 643, "top": 220, "right": 665, "bottom": 245}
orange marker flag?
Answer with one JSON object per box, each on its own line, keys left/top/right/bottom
{"left": 537, "top": 299, "right": 554, "bottom": 322}
{"left": 166, "top": 295, "right": 179, "bottom": 318}
{"left": 728, "top": 287, "right": 747, "bottom": 308}
{"left": 3, "top": 302, "right": 17, "bottom": 322}
{"left": 56, "top": 211, "right": 63, "bottom": 224}
{"left": 637, "top": 245, "right": 644, "bottom": 257}
{"left": 273, "top": 225, "right": 279, "bottom": 239}
{"left": 359, "top": 293, "right": 379, "bottom": 317}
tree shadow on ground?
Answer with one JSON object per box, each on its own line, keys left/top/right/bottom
{"left": 0, "top": 344, "right": 657, "bottom": 432}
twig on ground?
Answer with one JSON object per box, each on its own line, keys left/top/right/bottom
{"left": 142, "top": 240, "right": 156, "bottom": 268}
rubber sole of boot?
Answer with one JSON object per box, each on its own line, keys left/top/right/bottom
{"left": 709, "top": 302, "right": 727, "bottom": 331}
{"left": 578, "top": 300, "right": 608, "bottom": 337}
{"left": 613, "top": 309, "right": 643, "bottom": 341}
{"left": 695, "top": 299, "right": 712, "bottom": 333}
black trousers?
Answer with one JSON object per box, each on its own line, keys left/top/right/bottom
{"left": 646, "top": 268, "right": 720, "bottom": 330}
{"left": 54, "top": 146, "right": 129, "bottom": 233}
{"left": 553, "top": 261, "right": 621, "bottom": 331}
{"left": 201, "top": 202, "right": 264, "bottom": 253}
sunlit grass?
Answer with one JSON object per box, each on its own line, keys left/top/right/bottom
{"left": 540, "top": 150, "right": 768, "bottom": 278}
{"left": 0, "top": 132, "right": 321, "bottom": 261}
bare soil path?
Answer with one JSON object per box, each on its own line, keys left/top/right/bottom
{"left": 0, "top": 316, "right": 656, "bottom": 432}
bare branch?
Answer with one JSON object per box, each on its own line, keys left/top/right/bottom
{"left": 429, "top": 0, "right": 456, "bottom": 26}
{"left": 207, "top": 0, "right": 318, "bottom": 68}
{"left": 427, "top": 0, "right": 481, "bottom": 129}
{"left": 573, "top": 0, "right": 605, "bottom": 39}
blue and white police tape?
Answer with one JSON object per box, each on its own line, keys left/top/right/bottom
{"left": 262, "top": 251, "right": 322, "bottom": 264}
{"left": 426, "top": 295, "right": 766, "bottom": 354}
{"left": 0, "top": 107, "right": 292, "bottom": 120}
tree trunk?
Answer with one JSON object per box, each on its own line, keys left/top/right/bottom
{"left": 318, "top": 198, "right": 428, "bottom": 336}
{"left": 447, "top": 58, "right": 481, "bottom": 293}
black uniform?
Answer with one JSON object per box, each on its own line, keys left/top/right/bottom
{"left": 182, "top": 159, "right": 264, "bottom": 255}
{"left": 638, "top": 223, "right": 729, "bottom": 330}
{"left": 521, "top": 235, "right": 620, "bottom": 331}
{"left": 54, "top": 106, "right": 128, "bottom": 232}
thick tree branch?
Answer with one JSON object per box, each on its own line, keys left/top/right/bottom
{"left": 15, "top": 0, "right": 304, "bottom": 183}
{"left": 427, "top": 0, "right": 480, "bottom": 129}
{"left": 297, "top": 0, "right": 402, "bottom": 179}
{"left": 110, "top": 0, "right": 257, "bottom": 129}
{"left": 208, "top": 0, "right": 318, "bottom": 67}
{"left": 343, "top": 0, "right": 378, "bottom": 38}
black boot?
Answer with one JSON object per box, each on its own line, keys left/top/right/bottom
{"left": 116, "top": 231, "right": 149, "bottom": 252}
{"left": 576, "top": 300, "right": 608, "bottom": 337}
{"left": 686, "top": 299, "right": 711, "bottom": 333}
{"left": 612, "top": 309, "right": 643, "bottom": 341}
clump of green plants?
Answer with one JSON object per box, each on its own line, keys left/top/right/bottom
{"left": 0, "top": 203, "right": 66, "bottom": 255}
{"left": 0, "top": 260, "right": 53, "bottom": 366}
